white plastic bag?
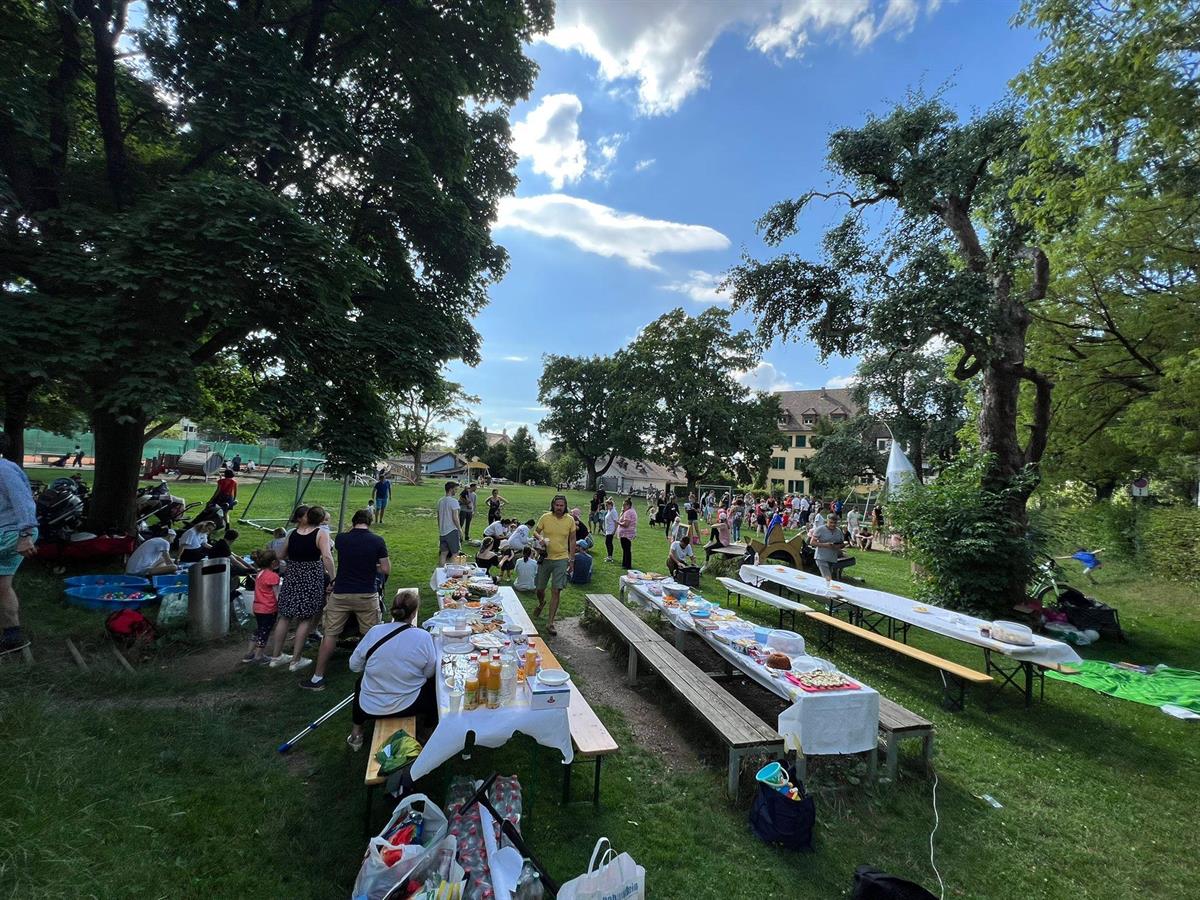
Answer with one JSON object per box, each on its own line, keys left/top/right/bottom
{"left": 557, "top": 837, "right": 645, "bottom": 900}
{"left": 351, "top": 793, "right": 449, "bottom": 900}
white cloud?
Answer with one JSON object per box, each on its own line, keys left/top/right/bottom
{"left": 543, "top": 0, "right": 936, "bottom": 115}
{"left": 500, "top": 355, "right": 529, "bottom": 362}
{"left": 734, "top": 362, "right": 795, "bottom": 392}
{"left": 826, "top": 374, "right": 859, "bottom": 389}
{"left": 634, "top": 158, "right": 656, "bottom": 172}
{"left": 495, "top": 194, "right": 729, "bottom": 270}
{"left": 511, "top": 94, "right": 588, "bottom": 188}
{"left": 590, "top": 133, "right": 626, "bottom": 181}
{"left": 662, "top": 270, "right": 727, "bottom": 303}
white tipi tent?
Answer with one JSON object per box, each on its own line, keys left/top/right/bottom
{"left": 885, "top": 439, "right": 917, "bottom": 491}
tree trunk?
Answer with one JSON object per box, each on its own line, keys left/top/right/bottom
{"left": 584, "top": 459, "right": 597, "bottom": 491}
{"left": 910, "top": 435, "right": 924, "bottom": 486}
{"left": 87, "top": 410, "right": 148, "bottom": 533}
{"left": 1094, "top": 480, "right": 1117, "bottom": 502}
{"left": 2, "top": 381, "right": 32, "bottom": 467}
{"left": 410, "top": 444, "right": 424, "bottom": 484}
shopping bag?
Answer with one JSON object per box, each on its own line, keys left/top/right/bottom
{"left": 352, "top": 794, "right": 449, "bottom": 900}
{"left": 748, "top": 760, "right": 815, "bottom": 851}
{"left": 557, "top": 837, "right": 645, "bottom": 900}
{"left": 850, "top": 864, "right": 938, "bottom": 899}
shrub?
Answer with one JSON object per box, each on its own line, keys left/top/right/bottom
{"left": 887, "top": 454, "right": 1040, "bottom": 615}
{"left": 1140, "top": 506, "right": 1200, "bottom": 585}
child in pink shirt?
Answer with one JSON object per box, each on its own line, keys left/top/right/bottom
{"left": 242, "top": 551, "right": 281, "bottom": 665}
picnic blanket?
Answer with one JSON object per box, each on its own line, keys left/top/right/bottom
{"left": 1046, "top": 662, "right": 1200, "bottom": 712}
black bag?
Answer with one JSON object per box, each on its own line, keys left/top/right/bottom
{"left": 748, "top": 762, "right": 815, "bottom": 850}
{"left": 1057, "top": 588, "right": 1123, "bottom": 637}
{"left": 851, "top": 865, "right": 938, "bottom": 900}
{"left": 677, "top": 565, "right": 701, "bottom": 588}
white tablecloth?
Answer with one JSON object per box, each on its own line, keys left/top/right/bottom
{"left": 622, "top": 577, "right": 879, "bottom": 755}
{"left": 409, "top": 636, "right": 573, "bottom": 780}
{"left": 431, "top": 569, "right": 535, "bottom": 636}
{"left": 739, "top": 564, "right": 1082, "bottom": 666}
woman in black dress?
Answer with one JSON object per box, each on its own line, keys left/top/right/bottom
{"left": 266, "top": 505, "right": 334, "bottom": 672}
{"left": 486, "top": 489, "right": 508, "bottom": 524}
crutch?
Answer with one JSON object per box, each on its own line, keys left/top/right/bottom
{"left": 277, "top": 693, "right": 354, "bottom": 753}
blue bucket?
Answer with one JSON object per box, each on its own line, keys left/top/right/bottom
{"left": 151, "top": 573, "right": 189, "bottom": 591}
{"left": 756, "top": 761, "right": 788, "bottom": 786}
{"left": 64, "top": 574, "right": 150, "bottom": 589}
{"left": 64, "top": 585, "right": 159, "bottom": 612}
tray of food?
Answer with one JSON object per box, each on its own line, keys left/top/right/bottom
{"left": 788, "top": 669, "right": 860, "bottom": 692}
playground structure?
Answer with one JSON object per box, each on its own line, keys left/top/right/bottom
{"left": 238, "top": 455, "right": 329, "bottom": 532}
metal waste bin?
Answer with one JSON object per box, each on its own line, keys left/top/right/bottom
{"left": 188, "top": 559, "right": 231, "bottom": 640}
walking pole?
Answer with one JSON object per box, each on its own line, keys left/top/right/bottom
{"left": 277, "top": 693, "right": 355, "bottom": 753}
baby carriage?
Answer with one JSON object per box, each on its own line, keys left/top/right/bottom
{"left": 36, "top": 478, "right": 86, "bottom": 541}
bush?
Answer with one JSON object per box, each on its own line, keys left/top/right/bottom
{"left": 703, "top": 552, "right": 743, "bottom": 580}
{"left": 1140, "top": 506, "right": 1200, "bottom": 585}
{"left": 887, "top": 454, "right": 1040, "bottom": 615}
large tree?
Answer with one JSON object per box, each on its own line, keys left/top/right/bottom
{"left": 853, "top": 348, "right": 966, "bottom": 480}
{"left": 0, "top": 0, "right": 551, "bottom": 526}
{"left": 392, "top": 378, "right": 477, "bottom": 484}
{"left": 455, "top": 419, "right": 489, "bottom": 463}
{"left": 804, "top": 417, "right": 886, "bottom": 497}
{"left": 506, "top": 426, "right": 539, "bottom": 484}
{"left": 627, "top": 308, "right": 781, "bottom": 490}
{"left": 725, "top": 98, "right": 1053, "bottom": 606}
{"left": 1016, "top": 0, "right": 1200, "bottom": 495}
{"left": 537, "top": 353, "right": 650, "bottom": 490}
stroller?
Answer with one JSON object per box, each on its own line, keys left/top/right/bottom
{"left": 135, "top": 481, "right": 201, "bottom": 539}
{"left": 1055, "top": 587, "right": 1126, "bottom": 641}
{"left": 36, "top": 478, "right": 86, "bottom": 541}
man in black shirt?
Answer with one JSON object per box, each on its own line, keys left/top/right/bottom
{"left": 299, "top": 509, "right": 390, "bottom": 690}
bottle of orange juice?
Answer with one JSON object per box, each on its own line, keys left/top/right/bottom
{"left": 465, "top": 654, "right": 480, "bottom": 710}
{"left": 524, "top": 640, "right": 538, "bottom": 680}
{"left": 487, "top": 651, "right": 502, "bottom": 709}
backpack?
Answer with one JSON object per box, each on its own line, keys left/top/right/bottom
{"left": 106, "top": 609, "right": 157, "bottom": 645}
{"left": 850, "top": 865, "right": 938, "bottom": 900}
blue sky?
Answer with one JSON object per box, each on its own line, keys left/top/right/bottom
{"left": 445, "top": 0, "right": 1042, "bottom": 445}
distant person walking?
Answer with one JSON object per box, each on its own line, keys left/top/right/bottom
{"left": 72, "top": 445, "right": 84, "bottom": 468}
{"left": 372, "top": 474, "right": 392, "bottom": 524}
{"left": 0, "top": 432, "right": 37, "bottom": 654}
{"left": 458, "top": 487, "right": 474, "bottom": 541}
{"left": 812, "top": 512, "right": 846, "bottom": 585}
{"left": 617, "top": 497, "right": 638, "bottom": 570}
{"left": 437, "top": 481, "right": 462, "bottom": 565}
{"left": 533, "top": 495, "right": 576, "bottom": 636}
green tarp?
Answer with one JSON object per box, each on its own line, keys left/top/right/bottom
{"left": 1047, "top": 661, "right": 1200, "bottom": 712}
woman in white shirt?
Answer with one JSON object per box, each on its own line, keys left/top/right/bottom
{"left": 346, "top": 589, "right": 437, "bottom": 751}
{"left": 178, "top": 521, "right": 217, "bottom": 563}
{"left": 513, "top": 546, "right": 539, "bottom": 592}
{"left": 602, "top": 499, "right": 619, "bottom": 562}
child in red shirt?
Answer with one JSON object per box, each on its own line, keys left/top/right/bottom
{"left": 242, "top": 551, "right": 281, "bottom": 665}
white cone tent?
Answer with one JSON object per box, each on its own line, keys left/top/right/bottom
{"left": 885, "top": 439, "right": 917, "bottom": 491}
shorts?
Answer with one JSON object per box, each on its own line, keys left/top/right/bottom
{"left": 0, "top": 528, "right": 37, "bottom": 576}
{"left": 815, "top": 559, "right": 834, "bottom": 579}
{"left": 375, "top": 497, "right": 389, "bottom": 509}
{"left": 440, "top": 530, "right": 461, "bottom": 555}
{"left": 323, "top": 592, "right": 382, "bottom": 637}
{"left": 535, "top": 558, "right": 570, "bottom": 591}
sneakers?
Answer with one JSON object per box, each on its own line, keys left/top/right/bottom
{"left": 604, "top": 557, "right": 614, "bottom": 563}
{"left": 298, "top": 676, "right": 325, "bottom": 691}
{"left": 239, "top": 653, "right": 258, "bottom": 664}
{"left": 268, "top": 654, "right": 293, "bottom": 668}
{"left": 288, "top": 657, "right": 313, "bottom": 672}
{"left": 346, "top": 732, "right": 364, "bottom": 752}
{"left": 0, "top": 633, "right": 31, "bottom": 655}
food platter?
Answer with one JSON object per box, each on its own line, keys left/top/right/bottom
{"left": 442, "top": 641, "right": 475, "bottom": 655}
{"left": 470, "top": 633, "right": 505, "bottom": 650}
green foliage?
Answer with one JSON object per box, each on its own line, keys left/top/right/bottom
{"left": 505, "top": 426, "right": 539, "bottom": 483}
{"left": 538, "top": 353, "right": 650, "bottom": 487}
{"left": 804, "top": 417, "right": 885, "bottom": 496}
{"left": 482, "top": 441, "right": 510, "bottom": 480}
{"left": 392, "top": 378, "right": 477, "bottom": 481}
{"left": 1131, "top": 507, "right": 1200, "bottom": 586}
{"left": 887, "top": 454, "right": 1040, "bottom": 614}
{"left": 455, "top": 419, "right": 489, "bottom": 462}
{"left": 626, "top": 308, "right": 781, "bottom": 488}
{"left": 549, "top": 448, "right": 584, "bottom": 487}
{"left": 1016, "top": 0, "right": 1200, "bottom": 491}
{"left": 190, "top": 355, "right": 273, "bottom": 443}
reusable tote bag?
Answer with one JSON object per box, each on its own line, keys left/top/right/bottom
{"left": 352, "top": 793, "right": 449, "bottom": 900}
{"left": 557, "top": 837, "right": 645, "bottom": 900}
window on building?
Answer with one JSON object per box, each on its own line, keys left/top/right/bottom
{"left": 778, "top": 435, "right": 791, "bottom": 448}
{"left": 795, "top": 435, "right": 806, "bottom": 448}
{"left": 771, "top": 457, "right": 786, "bottom": 470}
{"left": 770, "top": 479, "right": 784, "bottom": 489}
{"left": 787, "top": 479, "right": 804, "bottom": 493}
{"left": 793, "top": 458, "right": 804, "bottom": 470}
{"left": 876, "top": 437, "right": 891, "bottom": 452}
{"left": 777, "top": 412, "right": 791, "bottom": 425}
{"left": 831, "top": 412, "right": 846, "bottom": 421}
{"left": 802, "top": 415, "right": 816, "bottom": 426}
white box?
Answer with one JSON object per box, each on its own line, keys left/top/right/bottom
{"left": 529, "top": 678, "right": 571, "bottom": 710}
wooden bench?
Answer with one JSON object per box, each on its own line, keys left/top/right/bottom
{"left": 716, "top": 577, "right": 812, "bottom": 628}
{"left": 805, "top": 610, "right": 993, "bottom": 710}
{"left": 586, "top": 593, "right": 783, "bottom": 798}
{"left": 706, "top": 544, "right": 747, "bottom": 559}
{"left": 538, "top": 637, "right": 620, "bottom": 806}
{"left": 364, "top": 714, "right": 418, "bottom": 833}
{"left": 878, "top": 697, "right": 934, "bottom": 781}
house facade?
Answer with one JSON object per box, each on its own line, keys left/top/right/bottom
{"left": 596, "top": 457, "right": 684, "bottom": 495}
{"left": 767, "top": 387, "right": 891, "bottom": 495}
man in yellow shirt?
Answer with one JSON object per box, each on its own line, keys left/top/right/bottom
{"left": 533, "top": 494, "right": 576, "bottom": 636}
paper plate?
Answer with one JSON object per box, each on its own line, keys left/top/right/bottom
{"left": 537, "top": 669, "right": 570, "bottom": 686}
{"left": 442, "top": 641, "right": 474, "bottom": 655}
{"left": 470, "top": 633, "right": 505, "bottom": 650}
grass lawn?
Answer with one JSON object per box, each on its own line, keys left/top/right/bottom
{"left": 3, "top": 472, "right": 1199, "bottom": 899}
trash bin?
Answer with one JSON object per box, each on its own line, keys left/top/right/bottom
{"left": 188, "top": 559, "right": 231, "bottom": 640}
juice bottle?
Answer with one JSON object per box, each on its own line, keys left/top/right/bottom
{"left": 465, "top": 654, "right": 480, "bottom": 710}
{"left": 487, "top": 651, "right": 501, "bottom": 709}
{"left": 524, "top": 641, "right": 538, "bottom": 680}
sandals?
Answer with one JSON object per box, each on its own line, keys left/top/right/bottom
{"left": 346, "top": 733, "right": 364, "bottom": 752}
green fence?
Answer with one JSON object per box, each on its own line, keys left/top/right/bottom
{"left": 21, "top": 429, "right": 324, "bottom": 466}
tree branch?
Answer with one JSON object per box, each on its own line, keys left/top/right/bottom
{"left": 1017, "top": 364, "right": 1054, "bottom": 467}
{"left": 1021, "top": 246, "right": 1050, "bottom": 303}
{"left": 81, "top": 2, "right": 129, "bottom": 208}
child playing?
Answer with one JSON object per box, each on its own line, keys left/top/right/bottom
{"left": 242, "top": 551, "right": 281, "bottom": 665}
{"left": 513, "top": 546, "right": 539, "bottom": 592}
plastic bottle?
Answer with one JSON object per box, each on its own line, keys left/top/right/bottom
{"left": 487, "top": 651, "right": 501, "bottom": 709}
{"left": 500, "top": 651, "right": 517, "bottom": 705}
{"left": 524, "top": 641, "right": 538, "bottom": 680}
{"left": 515, "top": 862, "right": 544, "bottom": 899}
{"left": 465, "top": 655, "right": 480, "bottom": 710}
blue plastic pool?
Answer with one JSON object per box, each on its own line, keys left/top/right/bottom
{"left": 64, "top": 585, "right": 160, "bottom": 612}
{"left": 63, "top": 574, "right": 150, "bottom": 589}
